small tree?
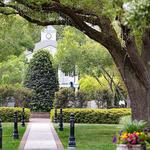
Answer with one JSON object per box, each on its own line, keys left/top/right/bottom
{"left": 54, "top": 88, "right": 88, "bottom": 108}
{"left": 94, "top": 89, "right": 113, "bottom": 109}
{"left": 54, "top": 88, "right": 75, "bottom": 108}
{"left": 0, "top": 85, "right": 33, "bottom": 107}
{"left": 24, "top": 50, "right": 58, "bottom": 112}
{"left": 74, "top": 90, "right": 88, "bottom": 108}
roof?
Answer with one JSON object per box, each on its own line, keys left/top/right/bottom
{"left": 42, "top": 26, "right": 56, "bottom": 33}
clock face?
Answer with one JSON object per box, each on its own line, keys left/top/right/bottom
{"left": 46, "top": 33, "right": 52, "bottom": 39}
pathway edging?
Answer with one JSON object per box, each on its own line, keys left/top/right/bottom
{"left": 19, "top": 124, "right": 31, "bottom": 150}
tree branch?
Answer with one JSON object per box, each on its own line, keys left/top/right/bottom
{"left": 0, "top": 9, "right": 18, "bottom": 15}
{"left": 0, "top": 3, "right": 71, "bottom": 26}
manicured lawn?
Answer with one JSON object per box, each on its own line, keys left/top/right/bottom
{"left": 54, "top": 123, "right": 122, "bottom": 150}
{"left": 2, "top": 123, "right": 26, "bottom": 150}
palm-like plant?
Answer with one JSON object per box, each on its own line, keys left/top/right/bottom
{"left": 123, "top": 120, "right": 147, "bottom": 133}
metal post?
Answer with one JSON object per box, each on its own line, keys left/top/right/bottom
{"left": 13, "top": 111, "right": 19, "bottom": 139}
{"left": 59, "top": 108, "right": 63, "bottom": 131}
{"left": 0, "top": 118, "right": 2, "bottom": 149}
{"left": 68, "top": 113, "right": 76, "bottom": 148}
{"left": 21, "top": 107, "right": 25, "bottom": 127}
{"left": 54, "top": 107, "right": 58, "bottom": 123}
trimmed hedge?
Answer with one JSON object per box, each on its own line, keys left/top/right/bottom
{"left": 50, "top": 108, "right": 131, "bottom": 124}
{"left": 0, "top": 107, "right": 30, "bottom": 122}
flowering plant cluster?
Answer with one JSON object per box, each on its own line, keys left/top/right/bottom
{"left": 113, "top": 120, "right": 147, "bottom": 146}
{"left": 118, "top": 131, "right": 145, "bottom": 145}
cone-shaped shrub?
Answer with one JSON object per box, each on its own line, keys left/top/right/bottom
{"left": 24, "top": 50, "right": 58, "bottom": 111}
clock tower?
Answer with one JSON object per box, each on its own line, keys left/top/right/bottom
{"left": 26, "top": 25, "right": 79, "bottom": 91}
{"left": 41, "top": 26, "right": 56, "bottom": 41}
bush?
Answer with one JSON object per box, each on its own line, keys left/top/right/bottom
{"left": 0, "top": 107, "right": 30, "bottom": 122}
{"left": 50, "top": 108, "right": 131, "bottom": 124}
{"left": 0, "top": 85, "right": 33, "bottom": 107}
{"left": 54, "top": 88, "right": 75, "bottom": 108}
{"left": 73, "top": 90, "right": 88, "bottom": 108}
{"left": 24, "top": 50, "right": 58, "bottom": 111}
{"left": 54, "top": 88, "right": 88, "bottom": 108}
{"left": 94, "top": 89, "right": 113, "bottom": 108}
{"left": 79, "top": 76, "right": 100, "bottom": 99}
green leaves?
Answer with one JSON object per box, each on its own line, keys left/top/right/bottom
{"left": 123, "top": 120, "right": 147, "bottom": 133}
{"left": 123, "top": 0, "right": 150, "bottom": 31}
{"left": 0, "top": 55, "right": 27, "bottom": 85}
{"left": 24, "top": 50, "right": 58, "bottom": 111}
{"left": 0, "top": 15, "right": 41, "bottom": 62}
{"left": 51, "top": 108, "right": 131, "bottom": 124}
{"left": 55, "top": 27, "right": 112, "bottom": 77}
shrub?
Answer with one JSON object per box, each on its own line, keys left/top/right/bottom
{"left": 54, "top": 88, "right": 75, "bottom": 108}
{"left": 79, "top": 76, "right": 100, "bottom": 99}
{"left": 0, "top": 85, "right": 33, "bottom": 107}
{"left": 54, "top": 88, "right": 88, "bottom": 108}
{"left": 73, "top": 90, "right": 88, "bottom": 108}
{"left": 94, "top": 89, "right": 113, "bottom": 108}
{"left": 50, "top": 108, "right": 131, "bottom": 124}
{"left": 0, "top": 107, "right": 30, "bottom": 122}
{"left": 24, "top": 50, "right": 58, "bottom": 111}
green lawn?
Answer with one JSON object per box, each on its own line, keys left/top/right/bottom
{"left": 2, "top": 123, "right": 26, "bottom": 150}
{"left": 55, "top": 123, "right": 121, "bottom": 150}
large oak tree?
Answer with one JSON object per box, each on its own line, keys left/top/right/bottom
{"left": 0, "top": 0, "right": 150, "bottom": 124}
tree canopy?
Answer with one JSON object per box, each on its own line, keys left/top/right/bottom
{"left": 0, "top": 0, "right": 150, "bottom": 124}
{"left": 55, "top": 26, "right": 112, "bottom": 78}
{"left": 0, "top": 55, "right": 27, "bottom": 85}
{"left": 0, "top": 15, "right": 42, "bottom": 62}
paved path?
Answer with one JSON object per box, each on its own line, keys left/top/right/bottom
{"left": 19, "top": 118, "right": 64, "bottom": 150}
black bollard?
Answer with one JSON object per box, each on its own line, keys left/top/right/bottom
{"left": 54, "top": 107, "right": 58, "bottom": 123}
{"left": 0, "top": 118, "right": 2, "bottom": 149}
{"left": 59, "top": 108, "right": 63, "bottom": 131}
{"left": 21, "top": 107, "right": 25, "bottom": 127}
{"left": 68, "top": 113, "right": 76, "bottom": 148}
{"left": 13, "top": 111, "right": 19, "bottom": 139}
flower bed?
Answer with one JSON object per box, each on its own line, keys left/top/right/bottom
{"left": 113, "top": 120, "right": 147, "bottom": 150}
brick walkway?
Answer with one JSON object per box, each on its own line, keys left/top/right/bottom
{"left": 19, "top": 118, "right": 64, "bottom": 150}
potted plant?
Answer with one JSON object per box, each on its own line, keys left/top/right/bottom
{"left": 113, "top": 120, "right": 147, "bottom": 150}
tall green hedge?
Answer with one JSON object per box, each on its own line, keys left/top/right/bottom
{"left": 24, "top": 50, "right": 58, "bottom": 111}
{"left": 0, "top": 107, "right": 30, "bottom": 122}
{"left": 50, "top": 108, "right": 131, "bottom": 124}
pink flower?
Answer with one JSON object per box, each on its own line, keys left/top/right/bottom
{"left": 131, "top": 140, "right": 136, "bottom": 145}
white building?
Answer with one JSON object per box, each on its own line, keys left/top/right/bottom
{"left": 25, "top": 26, "right": 79, "bottom": 91}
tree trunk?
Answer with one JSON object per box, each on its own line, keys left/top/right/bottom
{"left": 124, "top": 69, "right": 150, "bottom": 125}
{"left": 102, "top": 29, "right": 150, "bottom": 125}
